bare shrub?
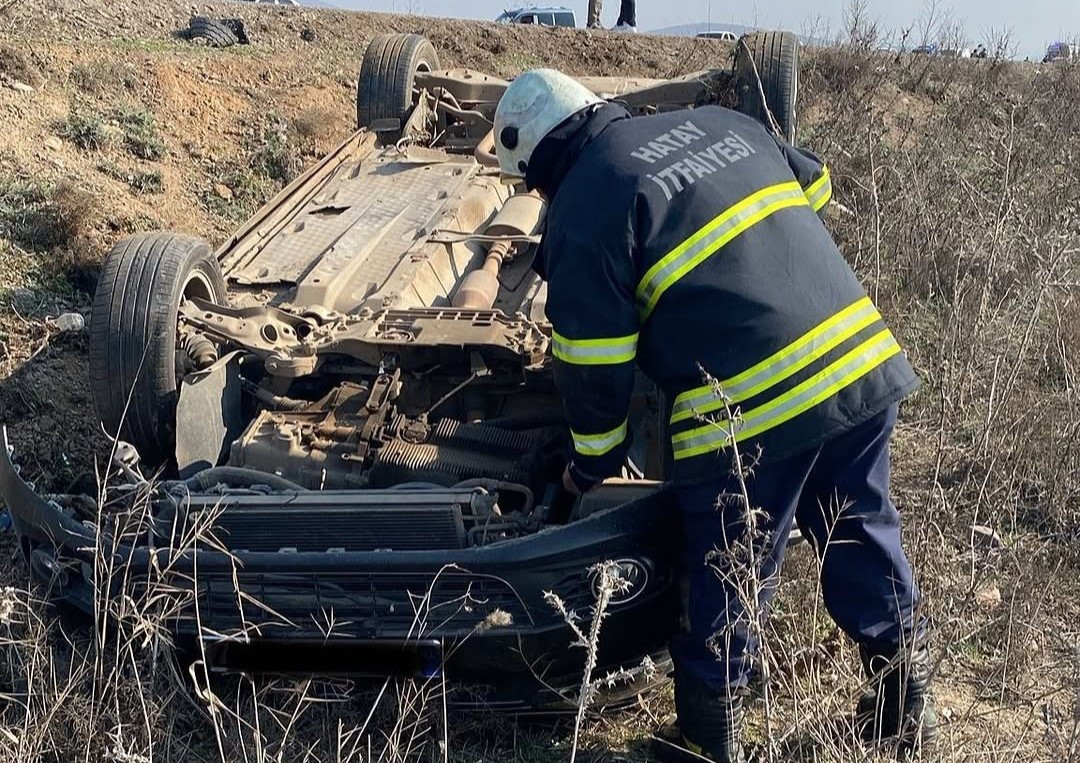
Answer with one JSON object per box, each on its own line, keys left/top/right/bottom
{"left": 70, "top": 59, "right": 138, "bottom": 95}
{"left": 0, "top": 43, "right": 39, "bottom": 86}
{"left": 0, "top": 175, "right": 94, "bottom": 254}
{"left": 291, "top": 105, "right": 344, "bottom": 149}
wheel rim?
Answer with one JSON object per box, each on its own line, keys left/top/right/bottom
{"left": 182, "top": 270, "right": 216, "bottom": 303}
{"left": 411, "top": 59, "right": 433, "bottom": 108}
{"left": 175, "top": 270, "right": 219, "bottom": 385}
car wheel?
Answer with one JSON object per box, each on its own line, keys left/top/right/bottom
{"left": 734, "top": 30, "right": 800, "bottom": 145}
{"left": 89, "top": 233, "right": 227, "bottom": 467}
{"left": 357, "top": 33, "right": 441, "bottom": 142}
{"left": 188, "top": 16, "right": 238, "bottom": 48}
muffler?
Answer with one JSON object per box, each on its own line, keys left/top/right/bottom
{"left": 452, "top": 192, "right": 546, "bottom": 310}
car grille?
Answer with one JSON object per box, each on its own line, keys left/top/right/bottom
{"left": 549, "top": 571, "right": 598, "bottom": 619}
{"left": 183, "top": 570, "right": 532, "bottom": 638}
{"left": 210, "top": 506, "right": 466, "bottom": 552}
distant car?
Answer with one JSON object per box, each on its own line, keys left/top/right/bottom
{"left": 1044, "top": 42, "right": 1078, "bottom": 63}
{"left": 696, "top": 30, "right": 739, "bottom": 42}
{"left": 912, "top": 43, "right": 971, "bottom": 58}
{"left": 495, "top": 6, "right": 576, "bottom": 27}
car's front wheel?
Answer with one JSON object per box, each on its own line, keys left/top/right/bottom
{"left": 89, "top": 232, "right": 227, "bottom": 467}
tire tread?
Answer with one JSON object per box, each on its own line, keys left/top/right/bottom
{"left": 189, "top": 16, "right": 238, "bottom": 48}
{"left": 356, "top": 34, "right": 440, "bottom": 141}
{"left": 735, "top": 30, "right": 800, "bottom": 144}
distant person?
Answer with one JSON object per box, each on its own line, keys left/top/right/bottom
{"left": 587, "top": 0, "right": 603, "bottom": 28}
{"left": 614, "top": 0, "right": 637, "bottom": 32}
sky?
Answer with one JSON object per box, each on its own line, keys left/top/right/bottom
{"left": 338, "top": 0, "right": 1080, "bottom": 59}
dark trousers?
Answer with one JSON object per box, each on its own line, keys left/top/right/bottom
{"left": 670, "top": 405, "right": 922, "bottom": 689}
{"left": 616, "top": 0, "right": 637, "bottom": 27}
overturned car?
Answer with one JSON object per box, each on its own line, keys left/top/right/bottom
{"left": 1, "top": 30, "right": 803, "bottom": 706}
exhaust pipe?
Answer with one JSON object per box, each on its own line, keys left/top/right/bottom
{"left": 452, "top": 192, "right": 546, "bottom": 310}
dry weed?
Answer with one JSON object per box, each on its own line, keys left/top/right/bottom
{"left": 291, "top": 105, "right": 345, "bottom": 153}
{"left": 70, "top": 59, "right": 138, "bottom": 96}
{"left": 0, "top": 43, "right": 39, "bottom": 86}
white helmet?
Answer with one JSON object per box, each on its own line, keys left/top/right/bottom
{"left": 493, "top": 69, "right": 603, "bottom": 180}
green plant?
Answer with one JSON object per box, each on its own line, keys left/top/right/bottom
{"left": 250, "top": 116, "right": 302, "bottom": 183}
{"left": 58, "top": 108, "right": 108, "bottom": 150}
{"left": 203, "top": 165, "right": 274, "bottom": 222}
{"left": 113, "top": 105, "right": 166, "bottom": 160}
{"left": 97, "top": 161, "right": 163, "bottom": 195}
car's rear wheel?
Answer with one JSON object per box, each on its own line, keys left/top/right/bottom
{"left": 734, "top": 30, "right": 800, "bottom": 145}
{"left": 357, "top": 33, "right": 440, "bottom": 142}
{"left": 89, "top": 232, "right": 227, "bottom": 467}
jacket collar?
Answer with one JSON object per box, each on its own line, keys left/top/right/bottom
{"left": 525, "top": 102, "right": 631, "bottom": 199}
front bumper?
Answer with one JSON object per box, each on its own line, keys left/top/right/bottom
{"left": 0, "top": 427, "right": 679, "bottom": 707}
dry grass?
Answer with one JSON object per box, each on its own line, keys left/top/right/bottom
{"left": 0, "top": 175, "right": 95, "bottom": 254}
{"left": 291, "top": 105, "right": 347, "bottom": 155}
{"left": 0, "top": 43, "right": 39, "bottom": 86}
{"left": 70, "top": 59, "right": 139, "bottom": 96}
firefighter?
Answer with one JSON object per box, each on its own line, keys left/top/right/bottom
{"left": 493, "top": 69, "right": 937, "bottom": 760}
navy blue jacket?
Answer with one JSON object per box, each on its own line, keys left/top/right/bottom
{"left": 527, "top": 103, "right": 919, "bottom": 488}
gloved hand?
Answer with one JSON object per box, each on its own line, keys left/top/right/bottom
{"left": 562, "top": 465, "right": 581, "bottom": 496}
{"left": 563, "top": 462, "right": 602, "bottom": 494}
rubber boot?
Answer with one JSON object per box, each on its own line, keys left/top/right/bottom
{"left": 856, "top": 641, "right": 938, "bottom": 754}
{"left": 654, "top": 667, "right": 746, "bottom": 763}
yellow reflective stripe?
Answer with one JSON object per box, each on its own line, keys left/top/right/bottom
{"left": 670, "top": 297, "right": 881, "bottom": 424}
{"left": 636, "top": 181, "right": 809, "bottom": 318}
{"left": 572, "top": 419, "right": 628, "bottom": 457}
{"left": 672, "top": 329, "right": 901, "bottom": 460}
{"left": 806, "top": 167, "right": 832, "bottom": 212}
{"left": 552, "top": 331, "right": 638, "bottom": 365}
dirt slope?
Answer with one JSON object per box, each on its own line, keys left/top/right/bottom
{"left": 1, "top": 2, "right": 1079, "bottom": 762}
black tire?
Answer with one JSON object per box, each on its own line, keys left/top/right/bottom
{"left": 357, "top": 33, "right": 440, "bottom": 141}
{"left": 189, "top": 16, "right": 238, "bottom": 49}
{"left": 219, "top": 18, "right": 250, "bottom": 45}
{"left": 734, "top": 30, "right": 800, "bottom": 145}
{"left": 89, "top": 233, "right": 227, "bottom": 467}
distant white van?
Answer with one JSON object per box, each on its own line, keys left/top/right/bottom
{"left": 495, "top": 7, "right": 577, "bottom": 28}
{"left": 696, "top": 30, "right": 739, "bottom": 42}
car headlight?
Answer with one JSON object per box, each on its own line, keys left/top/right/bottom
{"left": 591, "top": 558, "right": 650, "bottom": 605}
